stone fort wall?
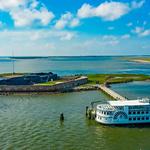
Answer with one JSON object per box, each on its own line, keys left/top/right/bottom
{"left": 0, "top": 76, "right": 88, "bottom": 93}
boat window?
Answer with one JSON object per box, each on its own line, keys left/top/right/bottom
{"left": 137, "top": 111, "right": 140, "bottom": 114}
{"left": 142, "top": 117, "right": 144, "bottom": 120}
{"left": 146, "top": 111, "right": 149, "bottom": 114}
{"left": 129, "top": 117, "right": 132, "bottom": 121}
{"left": 142, "top": 111, "right": 144, "bottom": 114}
{"left": 133, "top": 112, "right": 136, "bottom": 114}
{"left": 137, "top": 117, "right": 140, "bottom": 120}
{"left": 146, "top": 117, "right": 149, "bottom": 120}
{"left": 133, "top": 117, "right": 136, "bottom": 120}
{"left": 129, "top": 111, "right": 131, "bottom": 114}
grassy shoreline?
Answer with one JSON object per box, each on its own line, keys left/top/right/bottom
{"left": 87, "top": 74, "right": 150, "bottom": 85}
{"left": 0, "top": 73, "right": 150, "bottom": 85}
{"left": 0, "top": 73, "right": 149, "bottom": 95}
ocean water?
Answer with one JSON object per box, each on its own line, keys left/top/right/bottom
{"left": 0, "top": 56, "right": 150, "bottom": 149}
{"left": 0, "top": 56, "right": 150, "bottom": 75}
{"left": 0, "top": 89, "right": 150, "bottom": 150}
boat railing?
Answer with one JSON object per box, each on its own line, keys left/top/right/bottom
{"left": 139, "top": 98, "right": 150, "bottom": 103}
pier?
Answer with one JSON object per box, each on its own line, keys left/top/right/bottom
{"left": 98, "top": 84, "right": 128, "bottom": 101}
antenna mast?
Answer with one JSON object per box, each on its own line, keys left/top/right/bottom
{"left": 12, "top": 50, "right": 15, "bottom": 75}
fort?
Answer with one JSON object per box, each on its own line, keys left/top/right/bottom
{"left": 0, "top": 72, "right": 58, "bottom": 85}
{"left": 0, "top": 75, "right": 88, "bottom": 94}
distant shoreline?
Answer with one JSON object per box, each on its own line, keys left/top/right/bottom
{"left": 131, "top": 59, "right": 150, "bottom": 63}
{"left": 126, "top": 57, "right": 150, "bottom": 64}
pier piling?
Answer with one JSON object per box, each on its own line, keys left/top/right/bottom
{"left": 60, "top": 113, "right": 64, "bottom": 121}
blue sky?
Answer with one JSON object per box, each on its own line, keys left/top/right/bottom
{"left": 0, "top": 0, "right": 149, "bottom": 56}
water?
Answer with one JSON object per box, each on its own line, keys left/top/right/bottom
{"left": 0, "top": 90, "right": 150, "bottom": 150}
{"left": 111, "top": 81, "right": 150, "bottom": 99}
{"left": 0, "top": 56, "right": 150, "bottom": 149}
{"left": 1, "top": 56, "right": 150, "bottom": 75}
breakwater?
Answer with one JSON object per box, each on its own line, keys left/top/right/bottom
{"left": 0, "top": 76, "right": 88, "bottom": 94}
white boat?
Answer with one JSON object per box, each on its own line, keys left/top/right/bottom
{"left": 95, "top": 98, "right": 150, "bottom": 125}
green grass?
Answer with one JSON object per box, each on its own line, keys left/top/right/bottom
{"left": 87, "top": 74, "right": 150, "bottom": 85}
{"left": 34, "top": 79, "right": 66, "bottom": 86}
{"left": 1, "top": 73, "right": 150, "bottom": 86}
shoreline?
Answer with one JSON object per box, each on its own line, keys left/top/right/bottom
{"left": 0, "top": 73, "right": 150, "bottom": 95}
{"left": 0, "top": 86, "right": 98, "bottom": 96}
{"left": 131, "top": 59, "right": 150, "bottom": 63}
{"left": 0, "top": 80, "right": 149, "bottom": 96}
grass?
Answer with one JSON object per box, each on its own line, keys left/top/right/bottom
{"left": 34, "top": 79, "right": 66, "bottom": 86}
{"left": 1, "top": 73, "right": 150, "bottom": 86}
{"left": 87, "top": 74, "right": 150, "bottom": 85}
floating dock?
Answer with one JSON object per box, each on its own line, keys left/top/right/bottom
{"left": 98, "top": 84, "right": 128, "bottom": 101}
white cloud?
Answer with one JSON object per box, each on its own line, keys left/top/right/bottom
{"left": 0, "top": 0, "right": 25, "bottom": 10}
{"left": 77, "top": 4, "right": 94, "bottom": 18}
{"left": 0, "top": 29, "right": 77, "bottom": 56}
{"left": 10, "top": 7, "right": 54, "bottom": 27}
{"left": 121, "top": 34, "right": 130, "bottom": 39}
{"left": 103, "top": 35, "right": 117, "bottom": 40}
{"left": 77, "top": 1, "right": 145, "bottom": 21}
{"left": 55, "top": 12, "right": 72, "bottom": 29}
{"left": 132, "top": 26, "right": 150, "bottom": 37}
{"left": 133, "top": 27, "right": 143, "bottom": 34}
{"left": 55, "top": 12, "right": 79, "bottom": 29}
{"left": 58, "top": 32, "right": 75, "bottom": 41}
{"left": 30, "top": 29, "right": 76, "bottom": 41}
{"left": 0, "top": 0, "right": 55, "bottom": 27}
{"left": 131, "top": 0, "right": 145, "bottom": 9}
{"left": 102, "top": 35, "right": 119, "bottom": 46}
{"left": 140, "top": 30, "right": 150, "bottom": 36}
{"left": 70, "top": 18, "right": 80, "bottom": 28}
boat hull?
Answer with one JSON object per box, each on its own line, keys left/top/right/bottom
{"left": 95, "top": 117, "right": 150, "bottom": 125}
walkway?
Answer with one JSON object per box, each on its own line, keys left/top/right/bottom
{"left": 98, "top": 84, "right": 128, "bottom": 101}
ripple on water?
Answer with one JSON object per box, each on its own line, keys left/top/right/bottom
{"left": 0, "top": 91, "right": 150, "bottom": 149}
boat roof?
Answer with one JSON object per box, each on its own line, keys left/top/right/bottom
{"left": 97, "top": 104, "right": 115, "bottom": 111}
{"left": 108, "top": 99, "right": 150, "bottom": 106}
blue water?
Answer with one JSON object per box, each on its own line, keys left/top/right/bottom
{"left": 1, "top": 56, "right": 150, "bottom": 75}
{"left": 0, "top": 56, "right": 150, "bottom": 149}
{"left": 111, "top": 81, "right": 150, "bottom": 99}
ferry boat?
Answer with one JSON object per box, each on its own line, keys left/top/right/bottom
{"left": 95, "top": 98, "right": 150, "bottom": 125}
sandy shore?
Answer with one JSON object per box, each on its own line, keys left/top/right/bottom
{"left": 131, "top": 59, "right": 150, "bottom": 63}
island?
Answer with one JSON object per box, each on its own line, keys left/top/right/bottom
{"left": 0, "top": 73, "right": 149, "bottom": 95}
{"left": 127, "top": 57, "right": 150, "bottom": 63}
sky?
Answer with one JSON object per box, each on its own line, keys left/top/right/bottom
{"left": 0, "top": 0, "right": 150, "bottom": 56}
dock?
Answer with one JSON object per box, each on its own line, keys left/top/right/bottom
{"left": 98, "top": 84, "right": 128, "bottom": 101}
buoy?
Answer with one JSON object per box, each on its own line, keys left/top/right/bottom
{"left": 60, "top": 113, "right": 64, "bottom": 121}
